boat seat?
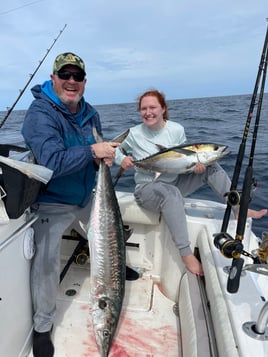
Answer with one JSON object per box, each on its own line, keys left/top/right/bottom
{"left": 116, "top": 191, "right": 161, "bottom": 225}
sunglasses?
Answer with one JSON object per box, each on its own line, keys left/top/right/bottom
{"left": 55, "top": 71, "right": 85, "bottom": 82}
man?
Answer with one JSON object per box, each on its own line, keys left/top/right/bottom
{"left": 22, "top": 52, "right": 137, "bottom": 357}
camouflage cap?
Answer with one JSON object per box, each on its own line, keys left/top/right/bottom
{"left": 53, "top": 52, "right": 86, "bottom": 74}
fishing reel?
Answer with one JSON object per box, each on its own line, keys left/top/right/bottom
{"left": 214, "top": 231, "right": 264, "bottom": 263}
{"left": 224, "top": 177, "right": 258, "bottom": 207}
{"left": 68, "top": 229, "right": 89, "bottom": 266}
{"left": 214, "top": 232, "right": 246, "bottom": 293}
{"left": 214, "top": 232, "right": 246, "bottom": 294}
{"left": 214, "top": 232, "right": 244, "bottom": 259}
{"left": 255, "top": 232, "right": 268, "bottom": 264}
{"left": 214, "top": 231, "right": 266, "bottom": 293}
{"left": 75, "top": 249, "right": 89, "bottom": 265}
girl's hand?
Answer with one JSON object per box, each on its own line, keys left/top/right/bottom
{"left": 194, "top": 162, "right": 206, "bottom": 174}
{"left": 121, "top": 156, "right": 134, "bottom": 170}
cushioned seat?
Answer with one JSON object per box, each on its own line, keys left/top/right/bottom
{"left": 116, "top": 191, "right": 160, "bottom": 225}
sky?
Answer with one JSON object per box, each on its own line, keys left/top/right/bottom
{"left": 0, "top": 0, "right": 268, "bottom": 110}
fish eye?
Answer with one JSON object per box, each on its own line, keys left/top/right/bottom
{"left": 98, "top": 298, "right": 107, "bottom": 309}
{"left": 103, "top": 329, "right": 110, "bottom": 337}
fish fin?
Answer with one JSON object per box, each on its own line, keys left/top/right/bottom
{"left": 92, "top": 127, "right": 129, "bottom": 144}
{"left": 113, "top": 167, "right": 125, "bottom": 186}
{"left": 172, "top": 148, "right": 197, "bottom": 155}
{"left": 154, "top": 172, "right": 162, "bottom": 180}
{"left": 92, "top": 126, "right": 103, "bottom": 143}
{"left": 112, "top": 129, "right": 130, "bottom": 143}
{"left": 155, "top": 144, "right": 167, "bottom": 151}
{"left": 113, "top": 147, "right": 128, "bottom": 187}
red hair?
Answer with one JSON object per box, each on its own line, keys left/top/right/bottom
{"left": 137, "top": 89, "right": 169, "bottom": 121}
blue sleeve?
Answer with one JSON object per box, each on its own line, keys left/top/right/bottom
{"left": 22, "top": 100, "right": 96, "bottom": 178}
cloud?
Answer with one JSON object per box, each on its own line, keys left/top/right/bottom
{"left": 0, "top": 0, "right": 267, "bottom": 110}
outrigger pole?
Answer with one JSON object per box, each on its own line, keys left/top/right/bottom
{"left": 214, "top": 19, "right": 268, "bottom": 293}
{"left": 0, "top": 24, "right": 67, "bottom": 129}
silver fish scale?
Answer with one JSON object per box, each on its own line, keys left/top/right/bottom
{"left": 88, "top": 160, "right": 125, "bottom": 357}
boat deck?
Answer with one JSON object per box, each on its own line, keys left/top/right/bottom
{"left": 49, "top": 262, "right": 180, "bottom": 357}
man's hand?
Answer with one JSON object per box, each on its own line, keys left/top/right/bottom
{"left": 91, "top": 142, "right": 120, "bottom": 159}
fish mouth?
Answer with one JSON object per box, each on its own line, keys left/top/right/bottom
{"left": 96, "top": 327, "right": 112, "bottom": 357}
{"left": 219, "top": 146, "right": 230, "bottom": 155}
{"left": 216, "top": 145, "right": 228, "bottom": 152}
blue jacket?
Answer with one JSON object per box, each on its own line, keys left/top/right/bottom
{"left": 22, "top": 81, "right": 102, "bottom": 207}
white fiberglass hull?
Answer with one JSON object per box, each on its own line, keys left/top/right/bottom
{"left": 1, "top": 192, "right": 268, "bottom": 356}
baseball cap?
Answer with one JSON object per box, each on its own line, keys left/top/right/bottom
{"left": 53, "top": 52, "right": 86, "bottom": 74}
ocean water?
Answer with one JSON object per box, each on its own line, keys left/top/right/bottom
{"left": 0, "top": 93, "right": 267, "bottom": 238}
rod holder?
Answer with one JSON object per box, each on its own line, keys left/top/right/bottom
{"left": 243, "top": 301, "right": 268, "bottom": 340}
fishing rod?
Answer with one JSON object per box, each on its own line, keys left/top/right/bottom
{"left": 220, "top": 21, "right": 268, "bottom": 233}
{"left": 0, "top": 24, "right": 67, "bottom": 129}
{"left": 236, "top": 51, "right": 267, "bottom": 241}
{"left": 226, "top": 48, "right": 267, "bottom": 294}
{"left": 214, "top": 20, "right": 268, "bottom": 293}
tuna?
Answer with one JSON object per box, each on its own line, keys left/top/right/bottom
{"left": 134, "top": 142, "right": 229, "bottom": 175}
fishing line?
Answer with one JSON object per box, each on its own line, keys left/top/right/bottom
{"left": 0, "top": 24, "right": 67, "bottom": 129}
{"left": 0, "top": 1, "right": 45, "bottom": 16}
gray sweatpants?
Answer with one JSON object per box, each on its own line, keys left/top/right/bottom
{"left": 30, "top": 201, "right": 91, "bottom": 333}
{"left": 134, "top": 163, "right": 231, "bottom": 257}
